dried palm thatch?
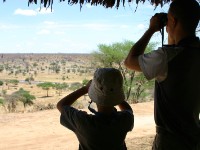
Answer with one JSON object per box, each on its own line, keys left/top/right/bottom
{"left": 3, "top": 0, "right": 172, "bottom": 9}
{"left": 3, "top": 0, "right": 200, "bottom": 11}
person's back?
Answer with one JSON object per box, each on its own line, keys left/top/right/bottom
{"left": 57, "top": 68, "right": 134, "bottom": 150}
{"left": 64, "top": 110, "right": 132, "bottom": 150}
{"left": 153, "top": 0, "right": 200, "bottom": 148}
{"left": 154, "top": 39, "right": 200, "bottom": 149}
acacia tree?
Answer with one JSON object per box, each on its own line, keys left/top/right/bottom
{"left": 4, "top": 88, "right": 36, "bottom": 112}
{"left": 54, "top": 83, "right": 68, "bottom": 96}
{"left": 14, "top": 88, "right": 36, "bottom": 109}
{"left": 0, "top": 98, "right": 7, "bottom": 112}
{"left": 0, "top": 80, "right": 3, "bottom": 92}
{"left": 92, "top": 40, "right": 156, "bottom": 103}
{"left": 4, "top": 94, "right": 17, "bottom": 112}
{"left": 25, "top": 76, "right": 34, "bottom": 84}
{"left": 5, "top": 79, "right": 19, "bottom": 90}
{"left": 0, "top": 80, "right": 3, "bottom": 86}
{"left": 0, "top": 65, "right": 4, "bottom": 73}
{"left": 37, "top": 82, "right": 54, "bottom": 97}
{"left": 0, "top": 98, "right": 4, "bottom": 105}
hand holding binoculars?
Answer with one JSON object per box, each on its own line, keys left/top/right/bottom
{"left": 157, "top": 13, "right": 168, "bottom": 28}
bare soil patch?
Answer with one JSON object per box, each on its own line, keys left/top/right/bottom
{"left": 0, "top": 101, "right": 155, "bottom": 150}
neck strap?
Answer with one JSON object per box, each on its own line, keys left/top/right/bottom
{"left": 88, "top": 100, "right": 98, "bottom": 114}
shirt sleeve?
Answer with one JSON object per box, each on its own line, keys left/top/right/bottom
{"left": 60, "top": 106, "right": 87, "bottom": 131}
{"left": 138, "top": 48, "right": 168, "bottom": 82}
{"left": 120, "top": 110, "right": 134, "bottom": 131}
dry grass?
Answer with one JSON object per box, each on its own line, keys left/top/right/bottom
{"left": 0, "top": 53, "right": 156, "bottom": 150}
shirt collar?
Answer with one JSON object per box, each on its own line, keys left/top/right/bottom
{"left": 163, "top": 36, "right": 199, "bottom": 48}
{"left": 177, "top": 36, "right": 199, "bottom": 47}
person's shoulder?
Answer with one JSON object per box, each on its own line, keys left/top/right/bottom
{"left": 161, "top": 45, "right": 179, "bottom": 51}
{"left": 118, "top": 110, "right": 134, "bottom": 129}
{"left": 62, "top": 105, "right": 90, "bottom": 117}
{"left": 62, "top": 105, "right": 76, "bottom": 111}
{"left": 145, "top": 47, "right": 167, "bottom": 56}
{"left": 117, "top": 110, "right": 134, "bottom": 118}
{"left": 160, "top": 45, "right": 184, "bottom": 61}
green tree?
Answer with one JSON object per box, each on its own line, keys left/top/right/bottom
{"left": 54, "top": 83, "right": 68, "bottom": 96}
{"left": 0, "top": 98, "right": 4, "bottom": 105}
{"left": 82, "top": 79, "right": 90, "bottom": 86}
{"left": 9, "top": 79, "right": 19, "bottom": 86}
{"left": 62, "top": 76, "right": 66, "bottom": 81}
{"left": 0, "top": 98, "right": 7, "bottom": 112}
{"left": 37, "top": 82, "right": 54, "bottom": 97}
{"left": 0, "top": 80, "right": 3, "bottom": 86}
{"left": 0, "top": 65, "right": 4, "bottom": 73}
{"left": 5, "top": 79, "right": 19, "bottom": 89}
{"left": 25, "top": 76, "right": 34, "bottom": 84}
{"left": 14, "top": 88, "right": 36, "bottom": 109}
{"left": 92, "top": 40, "right": 156, "bottom": 103}
{"left": 33, "top": 62, "right": 38, "bottom": 67}
{"left": 2, "top": 90, "right": 7, "bottom": 96}
{"left": 49, "top": 62, "right": 60, "bottom": 74}
{"left": 92, "top": 40, "right": 135, "bottom": 101}
{"left": 69, "top": 82, "right": 82, "bottom": 91}
{"left": 4, "top": 94, "right": 18, "bottom": 112}
{"left": 4, "top": 88, "right": 36, "bottom": 112}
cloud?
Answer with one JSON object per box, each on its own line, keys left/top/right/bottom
{"left": 14, "top": 9, "right": 37, "bottom": 16}
{"left": 0, "top": 23, "right": 19, "bottom": 30}
{"left": 39, "top": 21, "right": 116, "bottom": 31}
{"left": 37, "top": 29, "right": 50, "bottom": 35}
{"left": 14, "top": 8, "right": 53, "bottom": 16}
{"left": 54, "top": 31, "right": 65, "bottom": 35}
{"left": 82, "top": 23, "right": 114, "bottom": 31}
{"left": 120, "top": 25, "right": 130, "bottom": 29}
{"left": 43, "top": 21, "right": 56, "bottom": 25}
{"left": 137, "top": 23, "right": 146, "bottom": 30}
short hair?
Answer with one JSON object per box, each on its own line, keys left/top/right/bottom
{"left": 169, "top": 0, "right": 200, "bottom": 33}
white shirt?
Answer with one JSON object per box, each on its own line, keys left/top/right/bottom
{"left": 138, "top": 47, "right": 183, "bottom": 82}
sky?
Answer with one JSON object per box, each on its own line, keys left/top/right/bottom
{"left": 0, "top": 0, "right": 170, "bottom": 53}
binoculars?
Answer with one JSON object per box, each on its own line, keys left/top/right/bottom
{"left": 159, "top": 13, "right": 168, "bottom": 27}
{"left": 158, "top": 13, "right": 168, "bottom": 47}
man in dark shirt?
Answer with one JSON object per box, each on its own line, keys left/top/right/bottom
{"left": 57, "top": 68, "right": 134, "bottom": 150}
{"left": 124, "top": 0, "right": 200, "bottom": 149}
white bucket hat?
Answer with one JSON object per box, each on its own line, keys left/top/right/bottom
{"left": 88, "top": 68, "right": 125, "bottom": 106}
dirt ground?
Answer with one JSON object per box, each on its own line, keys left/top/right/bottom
{"left": 0, "top": 101, "right": 155, "bottom": 150}
{"left": 0, "top": 53, "right": 156, "bottom": 150}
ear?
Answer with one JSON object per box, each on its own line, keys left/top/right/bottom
{"left": 172, "top": 17, "right": 178, "bottom": 28}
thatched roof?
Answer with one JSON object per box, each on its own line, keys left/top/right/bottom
{"left": 3, "top": 0, "right": 200, "bottom": 10}
{"left": 3, "top": 0, "right": 172, "bottom": 9}
{"left": 29, "top": 0, "right": 172, "bottom": 9}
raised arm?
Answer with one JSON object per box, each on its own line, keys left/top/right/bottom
{"left": 124, "top": 14, "right": 162, "bottom": 71}
{"left": 57, "top": 80, "right": 91, "bottom": 113}
{"left": 118, "top": 101, "right": 133, "bottom": 113}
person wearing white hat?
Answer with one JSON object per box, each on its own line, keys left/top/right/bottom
{"left": 57, "top": 68, "right": 134, "bottom": 150}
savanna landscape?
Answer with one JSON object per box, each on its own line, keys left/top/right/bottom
{"left": 0, "top": 51, "right": 156, "bottom": 150}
